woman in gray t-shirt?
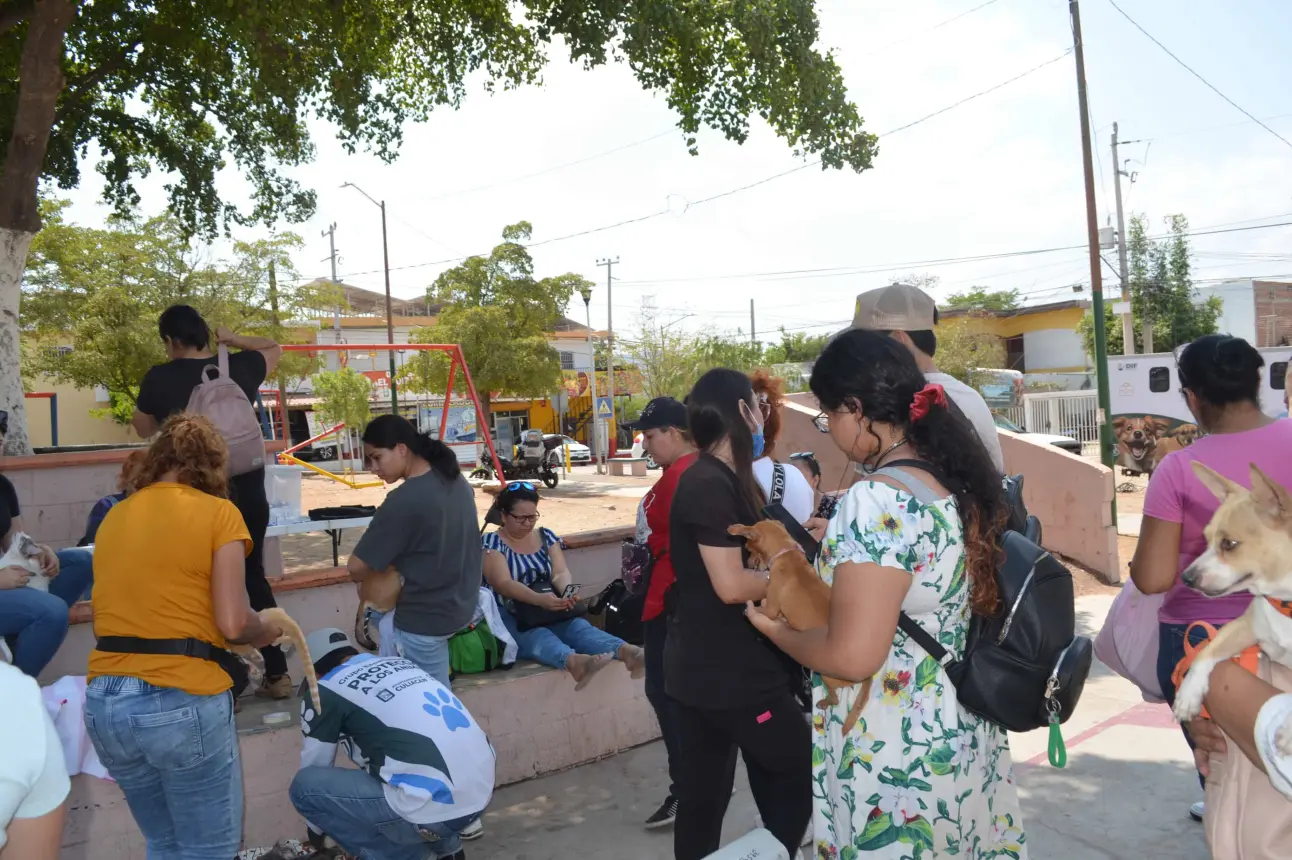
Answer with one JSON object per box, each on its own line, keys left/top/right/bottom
{"left": 348, "top": 415, "right": 481, "bottom": 688}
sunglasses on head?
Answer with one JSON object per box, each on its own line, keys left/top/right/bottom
{"left": 505, "top": 481, "right": 536, "bottom": 492}
{"left": 789, "top": 452, "right": 817, "bottom": 463}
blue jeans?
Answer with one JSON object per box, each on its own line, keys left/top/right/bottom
{"left": 499, "top": 608, "right": 626, "bottom": 670}
{"left": 1157, "top": 620, "right": 1214, "bottom": 788}
{"left": 291, "top": 765, "right": 481, "bottom": 860}
{"left": 0, "top": 547, "right": 95, "bottom": 676}
{"left": 392, "top": 621, "right": 452, "bottom": 689}
{"left": 84, "top": 677, "right": 242, "bottom": 860}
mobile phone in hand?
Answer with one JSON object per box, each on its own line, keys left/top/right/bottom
{"left": 562, "top": 583, "right": 581, "bottom": 599}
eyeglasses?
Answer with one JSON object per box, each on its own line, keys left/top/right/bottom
{"left": 812, "top": 413, "right": 830, "bottom": 434}
{"left": 506, "top": 511, "right": 540, "bottom": 524}
{"left": 505, "top": 481, "right": 536, "bottom": 492}
{"left": 789, "top": 452, "right": 818, "bottom": 463}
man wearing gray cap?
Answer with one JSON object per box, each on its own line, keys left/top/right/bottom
{"left": 289, "top": 628, "right": 495, "bottom": 860}
{"left": 851, "top": 284, "right": 1005, "bottom": 472}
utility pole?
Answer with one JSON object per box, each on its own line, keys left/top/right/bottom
{"left": 1110, "top": 124, "right": 1135, "bottom": 354}
{"left": 579, "top": 286, "right": 603, "bottom": 473}
{"left": 268, "top": 260, "right": 289, "bottom": 443}
{"left": 321, "top": 223, "right": 342, "bottom": 333}
{"left": 1070, "top": 0, "right": 1118, "bottom": 534}
{"left": 597, "top": 257, "right": 619, "bottom": 454}
{"left": 750, "top": 299, "right": 755, "bottom": 345}
{"left": 341, "top": 183, "right": 399, "bottom": 415}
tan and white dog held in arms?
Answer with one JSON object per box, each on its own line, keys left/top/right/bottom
{"left": 0, "top": 532, "right": 49, "bottom": 591}
{"left": 354, "top": 568, "right": 403, "bottom": 651}
{"left": 1170, "top": 461, "right": 1292, "bottom": 762}
{"left": 231, "top": 607, "right": 322, "bottom": 713}
{"left": 729, "top": 521, "right": 870, "bottom": 736}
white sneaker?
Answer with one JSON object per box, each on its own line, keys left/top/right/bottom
{"left": 461, "top": 819, "right": 484, "bottom": 840}
{"left": 1189, "top": 801, "right": 1205, "bottom": 822}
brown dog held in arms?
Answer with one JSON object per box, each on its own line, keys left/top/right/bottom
{"left": 728, "top": 520, "right": 870, "bottom": 736}
{"left": 232, "top": 607, "right": 322, "bottom": 714}
{"left": 1170, "top": 462, "right": 1292, "bottom": 763}
{"left": 354, "top": 568, "right": 403, "bottom": 650}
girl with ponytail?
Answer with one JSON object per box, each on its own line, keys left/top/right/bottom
{"left": 348, "top": 414, "right": 481, "bottom": 687}
{"left": 746, "top": 329, "right": 1025, "bottom": 857}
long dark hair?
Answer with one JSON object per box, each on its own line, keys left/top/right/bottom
{"left": 1177, "top": 334, "right": 1264, "bottom": 427}
{"left": 361, "top": 414, "right": 461, "bottom": 481}
{"left": 686, "top": 368, "right": 766, "bottom": 513}
{"left": 158, "top": 304, "right": 211, "bottom": 350}
{"left": 810, "top": 329, "right": 1007, "bottom": 616}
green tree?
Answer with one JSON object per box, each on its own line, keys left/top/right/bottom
{"left": 933, "top": 313, "right": 1006, "bottom": 388}
{"left": 620, "top": 303, "right": 698, "bottom": 400}
{"left": 1078, "top": 213, "right": 1222, "bottom": 357}
{"left": 944, "top": 287, "right": 1020, "bottom": 312}
{"left": 693, "top": 333, "right": 765, "bottom": 375}
{"left": 400, "top": 222, "right": 593, "bottom": 417}
{"left": 763, "top": 327, "right": 830, "bottom": 364}
{"left": 22, "top": 202, "right": 334, "bottom": 423}
{"left": 312, "top": 367, "right": 374, "bottom": 466}
{"left": 0, "top": 0, "right": 877, "bottom": 453}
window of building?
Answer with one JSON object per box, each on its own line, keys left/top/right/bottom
{"left": 1004, "top": 335, "right": 1025, "bottom": 372}
{"left": 1149, "top": 366, "right": 1170, "bottom": 393}
{"left": 559, "top": 351, "right": 575, "bottom": 371}
{"left": 1272, "top": 361, "right": 1288, "bottom": 390}
{"left": 43, "top": 345, "right": 73, "bottom": 361}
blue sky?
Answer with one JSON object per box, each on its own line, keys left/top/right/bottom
{"left": 60, "top": 0, "right": 1292, "bottom": 343}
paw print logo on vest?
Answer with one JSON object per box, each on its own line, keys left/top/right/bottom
{"left": 422, "top": 689, "right": 471, "bottom": 731}
{"left": 300, "top": 700, "right": 314, "bottom": 735}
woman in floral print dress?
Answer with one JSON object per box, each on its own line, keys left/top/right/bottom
{"left": 747, "top": 329, "right": 1026, "bottom": 860}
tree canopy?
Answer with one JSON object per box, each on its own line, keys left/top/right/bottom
{"left": 1078, "top": 213, "right": 1221, "bottom": 356}
{"left": 943, "top": 287, "right": 1020, "bottom": 312}
{"left": 933, "top": 313, "right": 1006, "bottom": 388}
{"left": 22, "top": 201, "right": 335, "bottom": 423}
{"left": 400, "top": 222, "right": 592, "bottom": 415}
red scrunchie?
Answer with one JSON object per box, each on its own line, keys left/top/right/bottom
{"left": 910, "top": 383, "right": 949, "bottom": 421}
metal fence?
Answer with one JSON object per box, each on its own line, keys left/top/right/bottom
{"left": 1021, "top": 390, "right": 1100, "bottom": 443}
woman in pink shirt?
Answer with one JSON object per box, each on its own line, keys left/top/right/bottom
{"left": 1131, "top": 333, "right": 1292, "bottom": 823}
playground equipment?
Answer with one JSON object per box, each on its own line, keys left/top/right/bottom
{"left": 277, "top": 420, "right": 383, "bottom": 489}
{"left": 276, "top": 343, "right": 506, "bottom": 487}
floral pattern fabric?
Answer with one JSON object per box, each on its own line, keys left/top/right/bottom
{"left": 811, "top": 481, "right": 1026, "bottom": 860}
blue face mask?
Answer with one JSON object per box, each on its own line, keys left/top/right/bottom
{"left": 751, "top": 424, "right": 766, "bottom": 459}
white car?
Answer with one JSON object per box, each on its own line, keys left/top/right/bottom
{"left": 631, "top": 433, "right": 659, "bottom": 469}
{"left": 993, "top": 415, "right": 1082, "bottom": 455}
{"left": 545, "top": 434, "right": 591, "bottom": 464}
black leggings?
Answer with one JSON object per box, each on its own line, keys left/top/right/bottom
{"left": 644, "top": 615, "right": 682, "bottom": 797}
{"left": 673, "top": 692, "right": 812, "bottom": 860}
{"left": 230, "top": 468, "right": 285, "bottom": 677}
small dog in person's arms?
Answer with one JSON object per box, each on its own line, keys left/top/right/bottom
{"left": 353, "top": 568, "right": 402, "bottom": 651}
{"left": 1170, "top": 461, "right": 1292, "bottom": 760}
{"left": 0, "top": 532, "right": 50, "bottom": 591}
{"left": 728, "top": 520, "right": 870, "bottom": 735}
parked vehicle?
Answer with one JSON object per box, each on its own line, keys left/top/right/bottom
{"left": 470, "top": 428, "right": 562, "bottom": 488}
{"left": 286, "top": 410, "right": 338, "bottom": 462}
{"left": 992, "top": 414, "right": 1082, "bottom": 455}
{"left": 630, "top": 433, "right": 659, "bottom": 469}
{"left": 546, "top": 434, "right": 591, "bottom": 464}
{"left": 1106, "top": 346, "right": 1290, "bottom": 474}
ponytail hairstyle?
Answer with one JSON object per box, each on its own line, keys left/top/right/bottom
{"left": 136, "top": 413, "right": 229, "bottom": 498}
{"left": 686, "top": 368, "right": 767, "bottom": 514}
{"left": 361, "top": 414, "right": 461, "bottom": 481}
{"left": 810, "top": 329, "right": 1007, "bottom": 617}
{"left": 1177, "top": 334, "right": 1264, "bottom": 429}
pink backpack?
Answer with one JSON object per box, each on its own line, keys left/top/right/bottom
{"left": 186, "top": 345, "right": 266, "bottom": 476}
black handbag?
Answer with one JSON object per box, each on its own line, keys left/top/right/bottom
{"left": 506, "top": 581, "right": 587, "bottom": 632}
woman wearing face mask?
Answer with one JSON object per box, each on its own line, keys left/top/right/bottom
{"left": 666, "top": 369, "right": 811, "bottom": 860}
{"left": 1131, "top": 334, "right": 1292, "bottom": 823}
{"left": 347, "top": 415, "right": 481, "bottom": 689}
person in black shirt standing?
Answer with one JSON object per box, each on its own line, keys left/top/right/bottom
{"left": 131, "top": 305, "right": 291, "bottom": 700}
{"left": 666, "top": 368, "right": 811, "bottom": 860}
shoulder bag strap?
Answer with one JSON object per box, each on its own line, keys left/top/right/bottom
{"left": 218, "top": 343, "right": 231, "bottom": 378}
{"left": 770, "top": 462, "right": 786, "bottom": 505}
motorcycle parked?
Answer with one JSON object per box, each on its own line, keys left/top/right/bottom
{"left": 470, "top": 429, "right": 563, "bottom": 489}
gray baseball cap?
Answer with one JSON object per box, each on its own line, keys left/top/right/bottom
{"left": 305, "top": 628, "right": 356, "bottom": 668}
{"left": 851, "top": 284, "right": 937, "bottom": 331}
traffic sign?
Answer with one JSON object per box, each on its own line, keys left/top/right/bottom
{"left": 596, "top": 397, "right": 613, "bottom": 419}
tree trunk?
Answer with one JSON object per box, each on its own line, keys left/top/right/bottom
{"left": 0, "top": 0, "right": 78, "bottom": 455}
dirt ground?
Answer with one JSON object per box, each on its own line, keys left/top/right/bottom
{"left": 278, "top": 465, "right": 651, "bottom": 573}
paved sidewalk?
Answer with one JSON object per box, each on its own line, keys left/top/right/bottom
{"left": 478, "top": 593, "right": 1210, "bottom": 859}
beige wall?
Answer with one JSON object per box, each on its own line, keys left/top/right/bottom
{"left": 26, "top": 377, "right": 137, "bottom": 448}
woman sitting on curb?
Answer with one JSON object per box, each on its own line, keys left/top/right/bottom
{"left": 483, "top": 482, "right": 644, "bottom": 689}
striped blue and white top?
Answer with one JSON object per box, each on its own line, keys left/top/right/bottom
{"left": 482, "top": 527, "right": 566, "bottom": 591}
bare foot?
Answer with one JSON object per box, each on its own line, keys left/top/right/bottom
{"left": 619, "top": 644, "right": 646, "bottom": 680}
{"left": 567, "top": 653, "right": 612, "bottom": 691}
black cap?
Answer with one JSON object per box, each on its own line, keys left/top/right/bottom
{"left": 630, "top": 397, "right": 688, "bottom": 431}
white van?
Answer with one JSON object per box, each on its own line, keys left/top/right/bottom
{"left": 1106, "top": 347, "right": 1290, "bottom": 475}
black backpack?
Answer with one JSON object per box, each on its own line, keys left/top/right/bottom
{"left": 877, "top": 461, "right": 1093, "bottom": 739}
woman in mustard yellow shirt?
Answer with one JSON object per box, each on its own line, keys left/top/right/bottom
{"left": 85, "top": 414, "right": 281, "bottom": 859}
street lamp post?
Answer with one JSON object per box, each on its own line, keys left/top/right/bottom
{"left": 341, "top": 183, "right": 399, "bottom": 416}
{"left": 579, "top": 285, "right": 604, "bottom": 473}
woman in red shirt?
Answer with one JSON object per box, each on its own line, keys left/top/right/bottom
{"left": 631, "top": 397, "right": 698, "bottom": 830}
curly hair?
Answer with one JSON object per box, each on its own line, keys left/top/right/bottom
{"left": 749, "top": 369, "right": 786, "bottom": 457}
{"left": 810, "top": 330, "right": 1007, "bottom": 617}
{"left": 135, "top": 413, "right": 230, "bottom": 498}
{"left": 117, "top": 449, "right": 148, "bottom": 494}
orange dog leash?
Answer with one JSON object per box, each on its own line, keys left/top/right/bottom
{"left": 1172, "top": 599, "right": 1292, "bottom": 719}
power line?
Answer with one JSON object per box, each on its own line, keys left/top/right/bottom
{"left": 1107, "top": 0, "right": 1292, "bottom": 152}
{"left": 864, "top": 0, "right": 1004, "bottom": 57}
